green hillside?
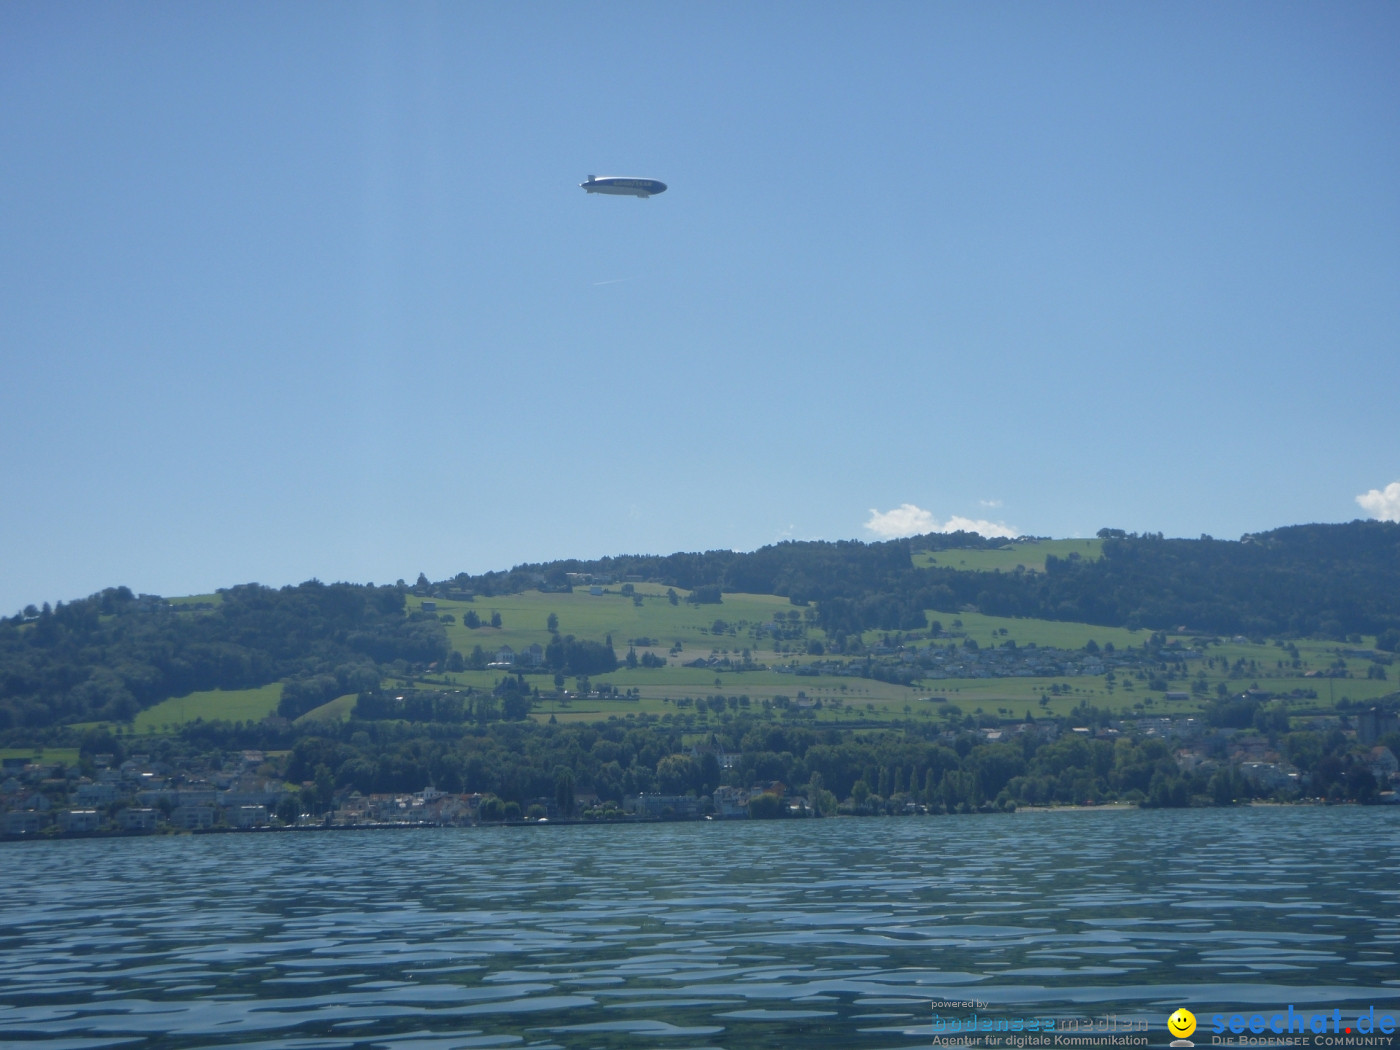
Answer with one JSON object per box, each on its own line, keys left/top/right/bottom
{"left": 1, "top": 521, "right": 1396, "bottom": 736}
{"left": 132, "top": 685, "right": 283, "bottom": 732}
{"left": 913, "top": 537, "right": 1103, "bottom": 572}
{"left": 4, "top": 527, "right": 1397, "bottom": 819}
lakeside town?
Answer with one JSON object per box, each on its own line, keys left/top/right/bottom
{"left": 5, "top": 701, "right": 1397, "bottom": 840}
{"left": 3, "top": 527, "right": 1398, "bottom": 841}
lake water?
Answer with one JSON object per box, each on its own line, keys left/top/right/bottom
{"left": 2, "top": 807, "right": 1398, "bottom": 1049}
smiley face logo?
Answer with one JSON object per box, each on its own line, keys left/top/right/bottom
{"left": 1168, "top": 1008, "right": 1197, "bottom": 1040}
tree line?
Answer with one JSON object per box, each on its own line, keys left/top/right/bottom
{"left": 4, "top": 521, "right": 1397, "bottom": 731}
{"left": 0, "top": 582, "right": 447, "bottom": 729}
{"left": 432, "top": 521, "right": 1400, "bottom": 641}
{"left": 61, "top": 695, "right": 1398, "bottom": 816}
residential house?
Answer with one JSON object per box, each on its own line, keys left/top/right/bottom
{"left": 1239, "top": 763, "right": 1297, "bottom": 792}
{"left": 422, "top": 794, "right": 473, "bottom": 825}
{"left": 20, "top": 791, "right": 52, "bottom": 813}
{"left": 59, "top": 809, "right": 102, "bottom": 833}
{"left": 137, "top": 788, "right": 179, "bottom": 809}
{"left": 625, "top": 793, "right": 702, "bottom": 819}
{"left": 176, "top": 785, "right": 218, "bottom": 807}
{"left": 712, "top": 786, "right": 749, "bottom": 818}
{"left": 3, "top": 810, "right": 49, "bottom": 834}
{"left": 228, "top": 805, "right": 269, "bottom": 828}
{"left": 334, "top": 791, "right": 370, "bottom": 825}
{"left": 1358, "top": 708, "right": 1399, "bottom": 746}
{"left": 1369, "top": 747, "right": 1399, "bottom": 784}
{"left": 220, "top": 777, "right": 280, "bottom": 809}
{"left": 75, "top": 781, "right": 120, "bottom": 806}
{"left": 688, "top": 743, "right": 736, "bottom": 770}
{"left": 118, "top": 808, "right": 159, "bottom": 831}
{"left": 171, "top": 805, "right": 216, "bottom": 830}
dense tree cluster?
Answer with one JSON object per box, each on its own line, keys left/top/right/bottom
{"left": 4, "top": 521, "right": 1397, "bottom": 732}
{"left": 9, "top": 684, "right": 1392, "bottom": 828}
{"left": 95, "top": 696, "right": 1399, "bottom": 813}
{"left": 544, "top": 635, "right": 618, "bottom": 676}
{"left": 429, "top": 522, "right": 1400, "bottom": 640}
{"left": 968, "top": 523, "right": 1400, "bottom": 638}
{"left": 0, "top": 582, "right": 446, "bottom": 729}
{"left": 446, "top": 532, "right": 999, "bottom": 602}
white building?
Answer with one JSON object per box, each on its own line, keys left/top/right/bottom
{"left": 59, "top": 809, "right": 102, "bottom": 833}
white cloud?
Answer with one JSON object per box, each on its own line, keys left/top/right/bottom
{"left": 864, "top": 504, "right": 936, "bottom": 538}
{"left": 940, "top": 515, "right": 1019, "bottom": 539}
{"left": 1356, "top": 481, "right": 1400, "bottom": 522}
{"left": 864, "top": 504, "right": 1019, "bottom": 540}
{"left": 979, "top": 498, "right": 1003, "bottom": 508}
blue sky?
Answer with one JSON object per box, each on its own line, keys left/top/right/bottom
{"left": 3, "top": 2, "right": 1398, "bottom": 612}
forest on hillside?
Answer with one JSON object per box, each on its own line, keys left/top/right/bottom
{"left": 1, "top": 521, "right": 1396, "bottom": 730}
{"left": 449, "top": 521, "right": 1400, "bottom": 641}
{"left": 0, "top": 583, "right": 446, "bottom": 729}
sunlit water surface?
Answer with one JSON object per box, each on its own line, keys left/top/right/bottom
{"left": 2, "top": 807, "right": 1398, "bottom": 1049}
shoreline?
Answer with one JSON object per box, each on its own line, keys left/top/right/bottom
{"left": 2, "top": 797, "right": 1380, "bottom": 845}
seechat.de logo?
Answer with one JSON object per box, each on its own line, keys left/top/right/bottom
{"left": 1169, "top": 1008, "right": 1197, "bottom": 1046}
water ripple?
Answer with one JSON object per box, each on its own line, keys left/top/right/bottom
{"left": 2, "top": 807, "right": 1397, "bottom": 1047}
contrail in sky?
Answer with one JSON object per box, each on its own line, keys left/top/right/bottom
{"left": 592, "top": 276, "right": 638, "bottom": 286}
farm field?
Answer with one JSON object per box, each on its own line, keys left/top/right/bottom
{"left": 899, "top": 609, "right": 1146, "bottom": 651}
{"left": 165, "top": 593, "right": 222, "bottom": 607}
{"left": 397, "top": 645, "right": 1392, "bottom": 728}
{"left": 296, "top": 693, "right": 358, "bottom": 725}
{"left": 912, "top": 538, "right": 1103, "bottom": 573}
{"left": 430, "top": 586, "right": 794, "bottom": 657}
{"left": 132, "top": 684, "right": 282, "bottom": 733}
{"left": 1, "top": 747, "right": 80, "bottom": 767}
{"left": 65, "top": 581, "right": 1394, "bottom": 734}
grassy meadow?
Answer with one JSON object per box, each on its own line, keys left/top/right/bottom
{"left": 430, "top": 585, "right": 794, "bottom": 656}
{"left": 912, "top": 537, "right": 1103, "bottom": 572}
{"left": 913, "top": 609, "right": 1143, "bottom": 651}
{"left": 131, "top": 684, "right": 282, "bottom": 733}
{"left": 296, "top": 693, "right": 359, "bottom": 725}
{"left": 391, "top": 590, "right": 1395, "bottom": 729}
{"left": 1, "top": 747, "right": 80, "bottom": 767}
{"left": 70, "top": 565, "right": 1394, "bottom": 734}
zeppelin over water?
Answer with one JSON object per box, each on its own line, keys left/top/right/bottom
{"left": 581, "top": 175, "right": 667, "bottom": 198}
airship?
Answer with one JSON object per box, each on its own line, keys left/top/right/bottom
{"left": 581, "top": 175, "right": 667, "bottom": 198}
